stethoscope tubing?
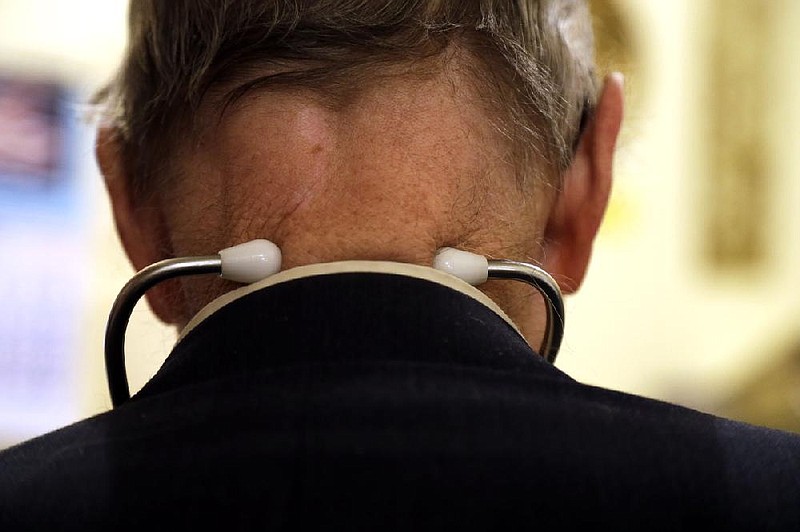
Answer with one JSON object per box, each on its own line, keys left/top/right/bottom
{"left": 104, "top": 256, "right": 221, "bottom": 407}
{"left": 105, "top": 257, "right": 564, "bottom": 407}
{"left": 487, "top": 259, "right": 564, "bottom": 363}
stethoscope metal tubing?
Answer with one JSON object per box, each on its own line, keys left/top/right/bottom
{"left": 487, "top": 260, "right": 564, "bottom": 364}
{"left": 105, "top": 256, "right": 564, "bottom": 408}
{"left": 104, "top": 256, "right": 221, "bottom": 407}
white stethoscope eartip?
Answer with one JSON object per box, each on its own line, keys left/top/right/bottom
{"left": 432, "top": 247, "right": 489, "bottom": 286}
{"left": 106, "top": 240, "right": 564, "bottom": 407}
{"left": 219, "top": 239, "right": 282, "bottom": 283}
{"left": 218, "top": 241, "right": 489, "bottom": 286}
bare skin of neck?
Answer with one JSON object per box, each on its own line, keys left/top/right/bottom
{"left": 155, "top": 66, "right": 552, "bottom": 348}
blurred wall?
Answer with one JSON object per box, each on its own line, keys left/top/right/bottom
{"left": 0, "top": 0, "right": 798, "bottom": 446}
{"left": 564, "top": 1, "right": 800, "bottom": 429}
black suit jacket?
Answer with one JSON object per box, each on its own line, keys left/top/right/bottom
{"left": 2, "top": 266, "right": 799, "bottom": 530}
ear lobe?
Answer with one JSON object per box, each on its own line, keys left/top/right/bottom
{"left": 96, "top": 128, "right": 185, "bottom": 324}
{"left": 542, "top": 73, "right": 624, "bottom": 294}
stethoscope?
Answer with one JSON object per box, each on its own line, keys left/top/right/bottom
{"left": 105, "top": 240, "right": 564, "bottom": 407}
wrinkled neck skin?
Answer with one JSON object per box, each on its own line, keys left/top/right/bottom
{"left": 157, "top": 63, "right": 553, "bottom": 349}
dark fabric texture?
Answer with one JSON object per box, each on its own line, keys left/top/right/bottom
{"left": 1, "top": 272, "right": 799, "bottom": 530}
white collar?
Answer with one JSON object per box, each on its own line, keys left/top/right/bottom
{"left": 178, "top": 261, "right": 522, "bottom": 343}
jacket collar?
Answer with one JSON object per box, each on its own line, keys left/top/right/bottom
{"left": 135, "top": 262, "right": 569, "bottom": 401}
{"left": 178, "top": 261, "right": 522, "bottom": 341}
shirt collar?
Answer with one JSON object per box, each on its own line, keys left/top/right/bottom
{"left": 178, "top": 261, "right": 523, "bottom": 344}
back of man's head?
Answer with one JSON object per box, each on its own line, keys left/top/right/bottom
{"left": 99, "top": 0, "right": 596, "bottom": 196}
{"left": 95, "top": 0, "right": 621, "bottom": 345}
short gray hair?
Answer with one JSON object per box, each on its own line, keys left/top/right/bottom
{"left": 97, "top": 0, "right": 597, "bottom": 196}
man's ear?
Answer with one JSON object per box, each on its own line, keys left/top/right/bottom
{"left": 542, "top": 73, "right": 624, "bottom": 294}
{"left": 95, "top": 128, "right": 185, "bottom": 324}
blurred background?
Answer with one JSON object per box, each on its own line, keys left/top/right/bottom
{"left": 1, "top": 0, "right": 799, "bottom": 449}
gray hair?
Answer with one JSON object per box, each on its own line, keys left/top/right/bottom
{"left": 96, "top": 0, "right": 597, "bottom": 196}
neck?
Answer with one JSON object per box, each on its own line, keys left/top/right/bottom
{"left": 161, "top": 67, "right": 548, "bottom": 351}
